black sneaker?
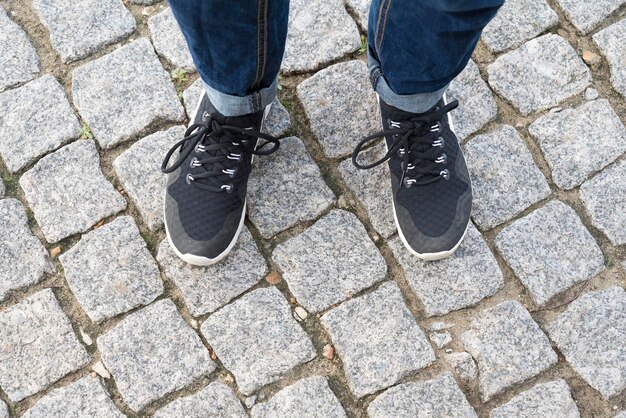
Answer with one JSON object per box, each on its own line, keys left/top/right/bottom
{"left": 161, "top": 94, "right": 279, "bottom": 265}
{"left": 352, "top": 96, "right": 472, "bottom": 260}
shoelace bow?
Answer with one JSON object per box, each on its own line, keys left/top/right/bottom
{"left": 352, "top": 100, "right": 459, "bottom": 187}
{"left": 161, "top": 116, "right": 279, "bottom": 193}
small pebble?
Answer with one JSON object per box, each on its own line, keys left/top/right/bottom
{"left": 294, "top": 306, "right": 308, "bottom": 321}
{"left": 189, "top": 318, "right": 199, "bottom": 329}
{"left": 323, "top": 344, "right": 335, "bottom": 360}
{"left": 49, "top": 246, "right": 62, "bottom": 258}
{"left": 582, "top": 50, "right": 601, "bottom": 65}
{"left": 585, "top": 87, "right": 599, "bottom": 101}
{"left": 224, "top": 374, "right": 234, "bottom": 384}
{"left": 92, "top": 361, "right": 111, "bottom": 379}
{"left": 430, "top": 331, "right": 452, "bottom": 349}
{"left": 429, "top": 321, "right": 454, "bottom": 332}
{"left": 79, "top": 328, "right": 93, "bottom": 346}
{"left": 244, "top": 395, "right": 257, "bottom": 408}
{"left": 337, "top": 195, "right": 349, "bottom": 209}
{"left": 265, "top": 271, "right": 281, "bottom": 285}
{"left": 557, "top": 28, "right": 569, "bottom": 37}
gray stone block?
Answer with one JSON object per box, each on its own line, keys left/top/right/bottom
{"left": 282, "top": 0, "right": 361, "bottom": 73}
{"left": 200, "top": 287, "right": 316, "bottom": 395}
{"left": 72, "top": 38, "right": 185, "bottom": 149}
{"left": 251, "top": 376, "right": 347, "bottom": 418}
{"left": 20, "top": 140, "right": 126, "bottom": 243}
{"left": 0, "top": 7, "right": 39, "bottom": 92}
{"left": 148, "top": 7, "right": 194, "bottom": 70}
{"left": 487, "top": 35, "right": 591, "bottom": 115}
{"left": 321, "top": 282, "right": 436, "bottom": 398}
{"left": 0, "top": 198, "right": 53, "bottom": 301}
{"left": 156, "top": 227, "right": 267, "bottom": 317}
{"left": 22, "top": 377, "right": 124, "bottom": 418}
{"left": 490, "top": 379, "right": 580, "bottom": 418}
{"left": 367, "top": 372, "right": 477, "bottom": 418}
{"left": 338, "top": 145, "right": 395, "bottom": 238}
{"left": 390, "top": 223, "right": 503, "bottom": 316}
{"left": 0, "top": 178, "right": 4, "bottom": 197}
{"left": 0, "top": 289, "right": 90, "bottom": 402}
{"left": 297, "top": 60, "right": 380, "bottom": 158}
{"left": 547, "top": 286, "right": 626, "bottom": 399}
{"left": 463, "top": 125, "right": 550, "bottom": 229}
{"left": 98, "top": 299, "right": 214, "bottom": 411}
{"left": 0, "top": 401, "right": 6, "bottom": 418}
{"left": 593, "top": 19, "right": 626, "bottom": 99}
{"left": 248, "top": 137, "right": 334, "bottom": 238}
{"left": 60, "top": 216, "right": 163, "bottom": 323}
{"left": 529, "top": 99, "right": 626, "bottom": 190}
{"left": 113, "top": 126, "right": 185, "bottom": 230}
{"left": 482, "top": 0, "right": 558, "bottom": 52}
{"left": 447, "top": 60, "right": 498, "bottom": 141}
{"left": 0, "top": 75, "right": 80, "bottom": 172}
{"left": 445, "top": 352, "right": 478, "bottom": 382}
{"left": 32, "top": 0, "right": 136, "bottom": 63}
{"left": 345, "top": 0, "right": 370, "bottom": 29}
{"left": 274, "top": 209, "right": 386, "bottom": 312}
{"left": 262, "top": 98, "right": 292, "bottom": 138}
{"left": 556, "top": 0, "right": 625, "bottom": 34}
{"left": 460, "top": 300, "right": 557, "bottom": 401}
{"left": 154, "top": 382, "right": 246, "bottom": 418}
{"left": 580, "top": 160, "right": 626, "bottom": 245}
{"left": 495, "top": 201, "right": 604, "bottom": 306}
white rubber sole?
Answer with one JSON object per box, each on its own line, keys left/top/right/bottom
{"left": 385, "top": 93, "right": 471, "bottom": 261}
{"left": 163, "top": 97, "right": 271, "bottom": 266}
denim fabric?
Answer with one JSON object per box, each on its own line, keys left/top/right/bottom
{"left": 168, "top": 0, "right": 288, "bottom": 115}
{"left": 368, "top": 0, "right": 503, "bottom": 95}
{"left": 168, "top": 0, "right": 502, "bottom": 116}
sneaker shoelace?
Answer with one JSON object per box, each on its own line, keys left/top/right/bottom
{"left": 161, "top": 116, "right": 279, "bottom": 193}
{"left": 352, "top": 100, "right": 459, "bottom": 187}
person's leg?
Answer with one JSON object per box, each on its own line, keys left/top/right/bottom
{"left": 367, "top": 0, "right": 503, "bottom": 113}
{"left": 168, "top": 0, "right": 289, "bottom": 116}
{"left": 162, "top": 0, "right": 288, "bottom": 265}
{"left": 353, "top": 0, "right": 502, "bottom": 260}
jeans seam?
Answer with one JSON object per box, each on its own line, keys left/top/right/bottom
{"left": 376, "top": 0, "right": 392, "bottom": 55}
{"left": 253, "top": 0, "right": 267, "bottom": 89}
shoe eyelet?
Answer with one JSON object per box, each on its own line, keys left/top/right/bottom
{"left": 185, "top": 174, "right": 194, "bottom": 184}
{"left": 440, "top": 169, "right": 450, "bottom": 180}
{"left": 436, "top": 153, "right": 447, "bottom": 164}
{"left": 222, "top": 168, "right": 237, "bottom": 178}
{"left": 221, "top": 184, "right": 234, "bottom": 193}
{"left": 404, "top": 177, "right": 416, "bottom": 188}
{"left": 195, "top": 143, "right": 205, "bottom": 153}
{"left": 227, "top": 153, "right": 242, "bottom": 162}
{"left": 433, "top": 136, "right": 445, "bottom": 147}
{"left": 190, "top": 157, "right": 199, "bottom": 168}
{"left": 397, "top": 147, "right": 406, "bottom": 157}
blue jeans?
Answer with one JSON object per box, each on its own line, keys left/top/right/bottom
{"left": 168, "top": 0, "right": 503, "bottom": 116}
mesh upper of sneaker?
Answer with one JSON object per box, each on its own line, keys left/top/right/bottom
{"left": 164, "top": 95, "right": 262, "bottom": 243}
{"left": 381, "top": 99, "right": 471, "bottom": 238}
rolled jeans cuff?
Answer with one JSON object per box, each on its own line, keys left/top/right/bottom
{"left": 202, "top": 78, "right": 278, "bottom": 117}
{"left": 368, "top": 52, "right": 448, "bottom": 114}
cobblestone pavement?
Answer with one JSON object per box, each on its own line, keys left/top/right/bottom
{"left": 0, "top": 0, "right": 625, "bottom": 416}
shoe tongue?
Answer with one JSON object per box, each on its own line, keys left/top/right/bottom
{"left": 211, "top": 108, "right": 264, "bottom": 129}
